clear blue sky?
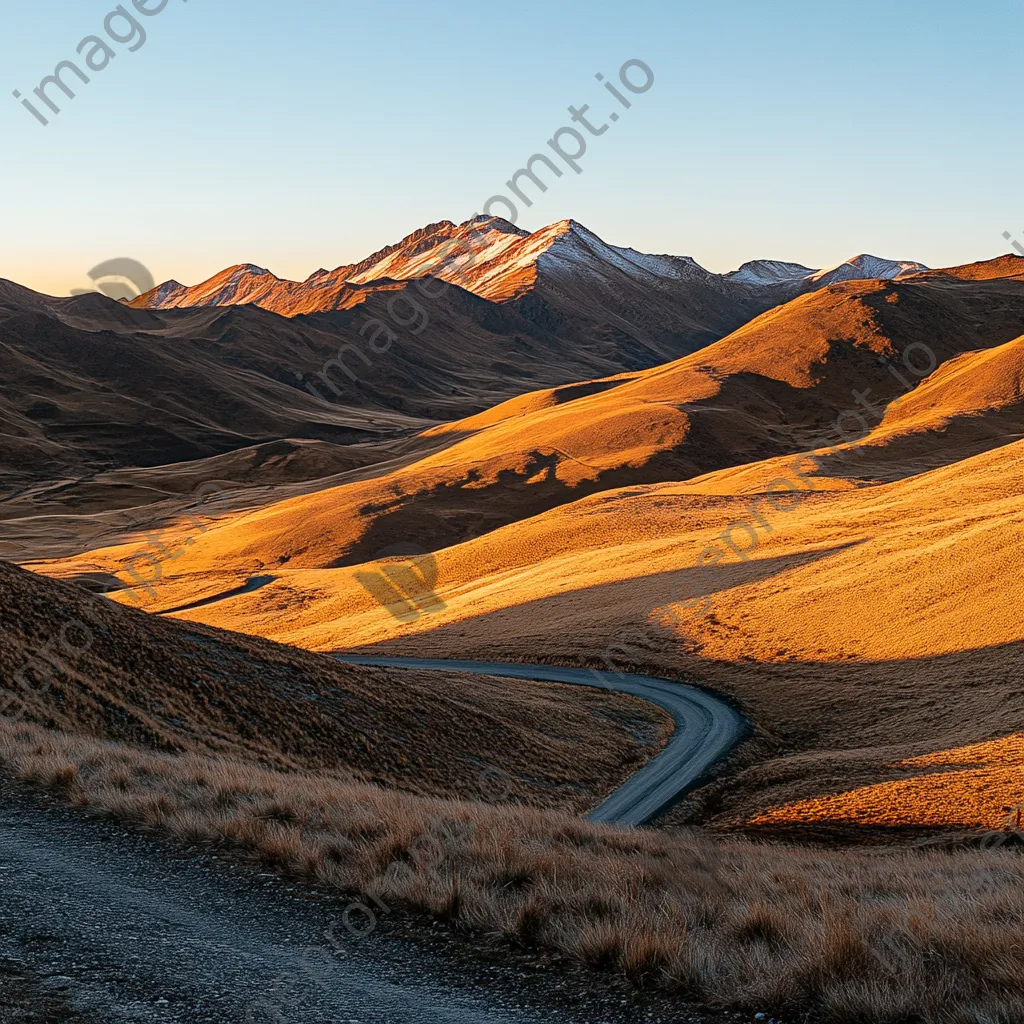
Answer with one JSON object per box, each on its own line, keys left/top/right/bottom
{"left": 2, "top": 0, "right": 1022, "bottom": 295}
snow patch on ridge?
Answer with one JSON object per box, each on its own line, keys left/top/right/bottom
{"left": 725, "top": 254, "right": 929, "bottom": 290}
{"left": 509, "top": 220, "right": 710, "bottom": 299}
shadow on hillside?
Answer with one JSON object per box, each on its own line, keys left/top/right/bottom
{"left": 344, "top": 541, "right": 865, "bottom": 672}
{"left": 345, "top": 552, "right": 1024, "bottom": 838}
{"left": 329, "top": 395, "right": 834, "bottom": 570}
{"left": 329, "top": 446, "right": 707, "bottom": 568}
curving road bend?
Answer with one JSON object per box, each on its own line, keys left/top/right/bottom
{"left": 335, "top": 657, "right": 748, "bottom": 827}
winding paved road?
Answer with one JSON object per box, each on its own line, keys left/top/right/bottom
{"left": 336, "top": 657, "right": 748, "bottom": 827}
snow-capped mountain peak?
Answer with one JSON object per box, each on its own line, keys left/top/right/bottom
{"left": 809, "top": 254, "right": 928, "bottom": 286}
{"left": 726, "top": 260, "right": 817, "bottom": 286}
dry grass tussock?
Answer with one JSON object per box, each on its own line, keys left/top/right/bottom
{"left": 3, "top": 721, "right": 1023, "bottom": 1024}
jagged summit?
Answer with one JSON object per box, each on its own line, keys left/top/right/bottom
{"left": 154, "top": 279, "right": 186, "bottom": 294}
{"left": 133, "top": 264, "right": 287, "bottom": 310}
{"left": 727, "top": 254, "right": 926, "bottom": 289}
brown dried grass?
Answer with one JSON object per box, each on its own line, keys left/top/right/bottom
{"left": 3, "top": 721, "right": 1022, "bottom": 1024}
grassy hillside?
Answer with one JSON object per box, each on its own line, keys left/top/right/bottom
{"left": 0, "top": 561, "right": 668, "bottom": 812}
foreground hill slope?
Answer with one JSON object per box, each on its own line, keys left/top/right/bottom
{"left": 7, "top": 546, "right": 1024, "bottom": 1024}
{"left": 0, "top": 560, "right": 666, "bottom": 811}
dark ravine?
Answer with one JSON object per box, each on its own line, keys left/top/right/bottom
{"left": 156, "top": 575, "right": 277, "bottom": 616}
{"left": 336, "top": 657, "right": 748, "bottom": 826}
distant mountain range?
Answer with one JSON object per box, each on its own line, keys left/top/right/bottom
{"left": 0, "top": 218, "right": 1017, "bottom": 522}
{"left": 726, "top": 253, "right": 928, "bottom": 287}
{"left": 132, "top": 217, "right": 929, "bottom": 315}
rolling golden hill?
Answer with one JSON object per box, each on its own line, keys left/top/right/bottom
{"left": 147, "top": 437, "right": 1021, "bottom": 834}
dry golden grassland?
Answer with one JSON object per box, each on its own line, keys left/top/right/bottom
{"left": 6, "top": 267, "right": 1024, "bottom": 1021}
{"left": 2, "top": 722, "right": 1022, "bottom": 1024}
{"left": 99, "top": 438, "right": 1020, "bottom": 837}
